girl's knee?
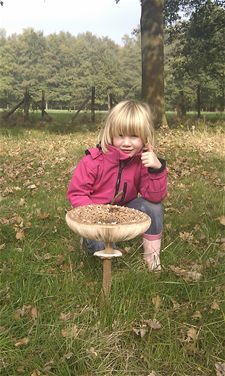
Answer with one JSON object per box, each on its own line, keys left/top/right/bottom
{"left": 138, "top": 199, "right": 163, "bottom": 218}
{"left": 135, "top": 199, "right": 164, "bottom": 235}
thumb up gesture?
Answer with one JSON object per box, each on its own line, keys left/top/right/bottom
{"left": 141, "top": 144, "right": 162, "bottom": 169}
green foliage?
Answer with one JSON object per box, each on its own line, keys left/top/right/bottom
{"left": 0, "top": 29, "right": 141, "bottom": 110}
{"left": 165, "top": 1, "right": 225, "bottom": 113}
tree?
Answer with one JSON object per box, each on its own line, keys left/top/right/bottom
{"left": 141, "top": 0, "right": 165, "bottom": 128}
{"left": 166, "top": 1, "right": 225, "bottom": 116}
{"left": 116, "top": 0, "right": 225, "bottom": 127}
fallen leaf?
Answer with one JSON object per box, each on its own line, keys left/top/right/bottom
{"left": 0, "top": 243, "right": 6, "bottom": 251}
{"left": 215, "top": 362, "right": 225, "bottom": 376}
{"left": 170, "top": 266, "right": 202, "bottom": 281}
{"left": 218, "top": 216, "right": 225, "bottom": 226}
{"left": 192, "top": 310, "right": 202, "bottom": 319}
{"left": 61, "top": 324, "right": 78, "bottom": 338}
{"left": 27, "top": 184, "right": 37, "bottom": 190}
{"left": 31, "top": 370, "right": 41, "bottom": 376}
{"left": 19, "top": 198, "right": 26, "bottom": 206}
{"left": 59, "top": 312, "right": 74, "bottom": 321}
{"left": 216, "top": 238, "right": 225, "bottom": 244}
{"left": 43, "top": 360, "right": 54, "bottom": 372}
{"left": 211, "top": 301, "right": 220, "bottom": 310}
{"left": 14, "top": 337, "right": 29, "bottom": 347}
{"left": 133, "top": 325, "right": 148, "bottom": 338}
{"left": 88, "top": 347, "right": 98, "bottom": 357}
{"left": 179, "top": 231, "right": 194, "bottom": 243}
{"left": 31, "top": 306, "right": 38, "bottom": 320}
{"left": 55, "top": 254, "right": 65, "bottom": 266}
{"left": 145, "top": 319, "right": 162, "bottom": 330}
{"left": 38, "top": 212, "right": 50, "bottom": 220}
{"left": 152, "top": 295, "right": 161, "bottom": 312}
{"left": 187, "top": 327, "right": 198, "bottom": 342}
{"left": 220, "top": 243, "right": 225, "bottom": 251}
{"left": 171, "top": 299, "right": 181, "bottom": 311}
{"left": 16, "top": 367, "right": 25, "bottom": 374}
{"left": 14, "top": 305, "right": 38, "bottom": 321}
{"left": 64, "top": 352, "right": 73, "bottom": 360}
{"left": 16, "top": 230, "right": 25, "bottom": 240}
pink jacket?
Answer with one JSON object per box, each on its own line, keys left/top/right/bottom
{"left": 67, "top": 145, "right": 167, "bottom": 207}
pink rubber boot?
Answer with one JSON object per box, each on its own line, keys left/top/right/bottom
{"left": 143, "top": 234, "right": 162, "bottom": 271}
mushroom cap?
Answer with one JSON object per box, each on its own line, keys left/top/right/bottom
{"left": 65, "top": 205, "right": 151, "bottom": 242}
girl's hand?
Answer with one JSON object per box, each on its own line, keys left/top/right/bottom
{"left": 141, "top": 144, "right": 162, "bottom": 169}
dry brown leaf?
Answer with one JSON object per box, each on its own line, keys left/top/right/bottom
{"left": 88, "top": 347, "right": 98, "bottom": 357}
{"left": 15, "top": 337, "right": 29, "bottom": 347}
{"left": 31, "top": 306, "right": 38, "bottom": 320}
{"left": 170, "top": 266, "right": 202, "bottom": 281}
{"left": 19, "top": 198, "right": 26, "bottom": 206}
{"left": 61, "top": 324, "right": 78, "bottom": 338}
{"left": 211, "top": 301, "right": 220, "bottom": 310}
{"left": 171, "top": 299, "right": 181, "bottom": 311}
{"left": 216, "top": 238, "right": 225, "bottom": 244}
{"left": 14, "top": 305, "right": 38, "bottom": 321}
{"left": 64, "top": 352, "right": 73, "bottom": 360}
{"left": 215, "top": 362, "right": 225, "bottom": 376}
{"left": 179, "top": 231, "right": 194, "bottom": 242}
{"left": 218, "top": 216, "right": 225, "bottom": 226}
{"left": 132, "top": 324, "right": 148, "bottom": 338}
{"left": 152, "top": 295, "right": 161, "bottom": 312}
{"left": 31, "top": 370, "right": 41, "bottom": 376}
{"left": 16, "top": 367, "right": 25, "bottom": 374}
{"left": 43, "top": 360, "right": 54, "bottom": 372}
{"left": 187, "top": 327, "right": 198, "bottom": 342}
{"left": 55, "top": 254, "right": 65, "bottom": 266}
{"left": 192, "top": 310, "right": 202, "bottom": 319}
{"left": 220, "top": 243, "right": 225, "bottom": 251}
{"left": 145, "top": 319, "right": 162, "bottom": 330}
{"left": 0, "top": 243, "right": 6, "bottom": 251}
{"left": 16, "top": 230, "right": 25, "bottom": 240}
{"left": 27, "top": 184, "right": 37, "bottom": 190}
{"left": 38, "top": 212, "right": 50, "bottom": 220}
{"left": 59, "top": 312, "right": 75, "bottom": 321}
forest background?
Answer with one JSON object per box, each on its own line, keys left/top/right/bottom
{"left": 0, "top": 0, "right": 224, "bottom": 116}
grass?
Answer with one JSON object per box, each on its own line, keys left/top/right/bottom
{"left": 0, "top": 117, "right": 225, "bottom": 375}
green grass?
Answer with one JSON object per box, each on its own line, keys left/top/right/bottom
{"left": 1, "top": 109, "right": 225, "bottom": 135}
{"left": 0, "top": 122, "right": 225, "bottom": 375}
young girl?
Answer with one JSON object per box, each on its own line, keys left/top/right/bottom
{"left": 67, "top": 100, "right": 167, "bottom": 271}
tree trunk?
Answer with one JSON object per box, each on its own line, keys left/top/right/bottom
{"left": 176, "top": 90, "right": 186, "bottom": 118}
{"left": 141, "top": 0, "right": 167, "bottom": 128}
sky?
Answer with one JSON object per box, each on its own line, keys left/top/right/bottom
{"left": 0, "top": 0, "right": 141, "bottom": 45}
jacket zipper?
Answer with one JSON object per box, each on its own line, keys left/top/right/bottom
{"left": 114, "top": 161, "right": 124, "bottom": 198}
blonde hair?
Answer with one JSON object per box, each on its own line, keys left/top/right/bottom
{"left": 99, "top": 100, "right": 155, "bottom": 153}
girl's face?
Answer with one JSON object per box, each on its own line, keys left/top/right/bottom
{"left": 112, "top": 135, "right": 144, "bottom": 157}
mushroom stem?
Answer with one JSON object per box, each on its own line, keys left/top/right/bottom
{"left": 102, "top": 258, "right": 112, "bottom": 296}
{"left": 101, "top": 241, "right": 113, "bottom": 296}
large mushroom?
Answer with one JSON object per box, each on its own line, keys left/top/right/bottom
{"left": 66, "top": 204, "right": 151, "bottom": 295}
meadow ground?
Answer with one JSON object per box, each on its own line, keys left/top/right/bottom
{"left": 0, "top": 114, "right": 225, "bottom": 375}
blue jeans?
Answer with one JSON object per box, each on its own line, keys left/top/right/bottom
{"left": 83, "top": 198, "right": 164, "bottom": 253}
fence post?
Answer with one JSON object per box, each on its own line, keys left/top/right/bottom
{"left": 41, "top": 90, "right": 46, "bottom": 120}
{"left": 91, "top": 86, "right": 95, "bottom": 122}
{"left": 108, "top": 93, "right": 113, "bottom": 110}
{"left": 23, "top": 89, "right": 31, "bottom": 120}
